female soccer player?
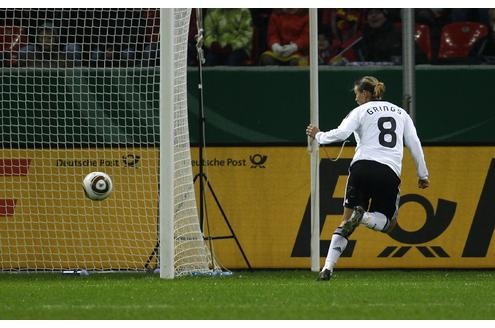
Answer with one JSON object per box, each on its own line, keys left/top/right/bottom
{"left": 306, "top": 76, "right": 429, "bottom": 281}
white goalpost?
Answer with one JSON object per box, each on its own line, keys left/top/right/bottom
{"left": 0, "top": 8, "right": 213, "bottom": 278}
{"left": 160, "top": 8, "right": 212, "bottom": 278}
{"left": 160, "top": 8, "right": 176, "bottom": 279}
{"left": 309, "top": 8, "right": 320, "bottom": 272}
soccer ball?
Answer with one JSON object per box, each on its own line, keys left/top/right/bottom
{"left": 82, "top": 172, "right": 113, "bottom": 201}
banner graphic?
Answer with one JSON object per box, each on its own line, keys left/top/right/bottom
{"left": 2, "top": 146, "right": 494, "bottom": 269}
{"left": 191, "top": 146, "right": 495, "bottom": 269}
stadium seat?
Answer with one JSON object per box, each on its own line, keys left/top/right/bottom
{"left": 414, "top": 24, "right": 432, "bottom": 62}
{"left": 0, "top": 26, "right": 27, "bottom": 66}
{"left": 394, "top": 22, "right": 432, "bottom": 62}
{"left": 438, "top": 22, "right": 488, "bottom": 60}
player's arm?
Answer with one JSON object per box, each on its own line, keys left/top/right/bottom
{"left": 306, "top": 109, "right": 360, "bottom": 145}
{"left": 403, "top": 115, "right": 429, "bottom": 189}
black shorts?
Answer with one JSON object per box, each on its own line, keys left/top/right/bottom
{"left": 344, "top": 160, "right": 401, "bottom": 221}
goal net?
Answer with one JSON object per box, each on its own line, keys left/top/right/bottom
{"left": 0, "top": 8, "right": 212, "bottom": 277}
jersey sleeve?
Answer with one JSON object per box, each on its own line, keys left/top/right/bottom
{"left": 403, "top": 114, "right": 429, "bottom": 179}
{"left": 315, "top": 108, "right": 360, "bottom": 144}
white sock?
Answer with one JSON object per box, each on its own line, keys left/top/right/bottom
{"left": 322, "top": 234, "right": 348, "bottom": 272}
{"left": 361, "top": 211, "right": 388, "bottom": 231}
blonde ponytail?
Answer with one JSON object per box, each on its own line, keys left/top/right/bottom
{"left": 355, "top": 76, "right": 386, "bottom": 100}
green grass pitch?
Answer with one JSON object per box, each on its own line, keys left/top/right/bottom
{"left": 1, "top": 270, "right": 494, "bottom": 319}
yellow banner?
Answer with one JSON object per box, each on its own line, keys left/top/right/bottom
{"left": 2, "top": 146, "right": 495, "bottom": 270}
{"left": 191, "top": 146, "right": 495, "bottom": 269}
{"left": 0, "top": 149, "right": 158, "bottom": 269}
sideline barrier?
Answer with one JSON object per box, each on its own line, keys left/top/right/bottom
{"left": 1, "top": 146, "right": 494, "bottom": 269}
{"left": 190, "top": 146, "right": 495, "bottom": 269}
{"left": 3, "top": 67, "right": 495, "bottom": 145}
{"left": 0, "top": 148, "right": 158, "bottom": 269}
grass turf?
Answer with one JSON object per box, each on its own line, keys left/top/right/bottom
{"left": 0, "top": 269, "right": 494, "bottom": 319}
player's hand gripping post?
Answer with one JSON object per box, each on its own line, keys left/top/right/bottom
{"left": 306, "top": 124, "right": 319, "bottom": 153}
{"left": 306, "top": 124, "right": 320, "bottom": 139}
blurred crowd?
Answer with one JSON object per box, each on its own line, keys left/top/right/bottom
{"left": 1, "top": 8, "right": 495, "bottom": 68}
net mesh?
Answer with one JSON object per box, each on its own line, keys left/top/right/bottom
{"left": 0, "top": 8, "right": 211, "bottom": 275}
{"left": 169, "top": 8, "right": 211, "bottom": 276}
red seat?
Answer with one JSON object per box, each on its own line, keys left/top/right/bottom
{"left": 394, "top": 22, "right": 432, "bottom": 62}
{"left": 0, "top": 26, "right": 27, "bottom": 66}
{"left": 414, "top": 24, "right": 432, "bottom": 61}
{"left": 438, "top": 22, "right": 488, "bottom": 59}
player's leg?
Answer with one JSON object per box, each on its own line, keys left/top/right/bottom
{"left": 319, "top": 161, "right": 368, "bottom": 281}
{"left": 319, "top": 207, "right": 352, "bottom": 278}
{"left": 319, "top": 206, "right": 365, "bottom": 280}
{"left": 361, "top": 163, "right": 401, "bottom": 233}
{"left": 360, "top": 211, "right": 389, "bottom": 231}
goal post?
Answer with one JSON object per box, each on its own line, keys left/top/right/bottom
{"left": 159, "top": 8, "right": 213, "bottom": 279}
{"left": 159, "top": 8, "right": 175, "bottom": 279}
{"left": 0, "top": 8, "right": 213, "bottom": 278}
{"left": 309, "top": 8, "right": 320, "bottom": 272}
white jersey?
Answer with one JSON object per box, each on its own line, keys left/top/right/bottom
{"left": 315, "top": 100, "right": 428, "bottom": 179}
